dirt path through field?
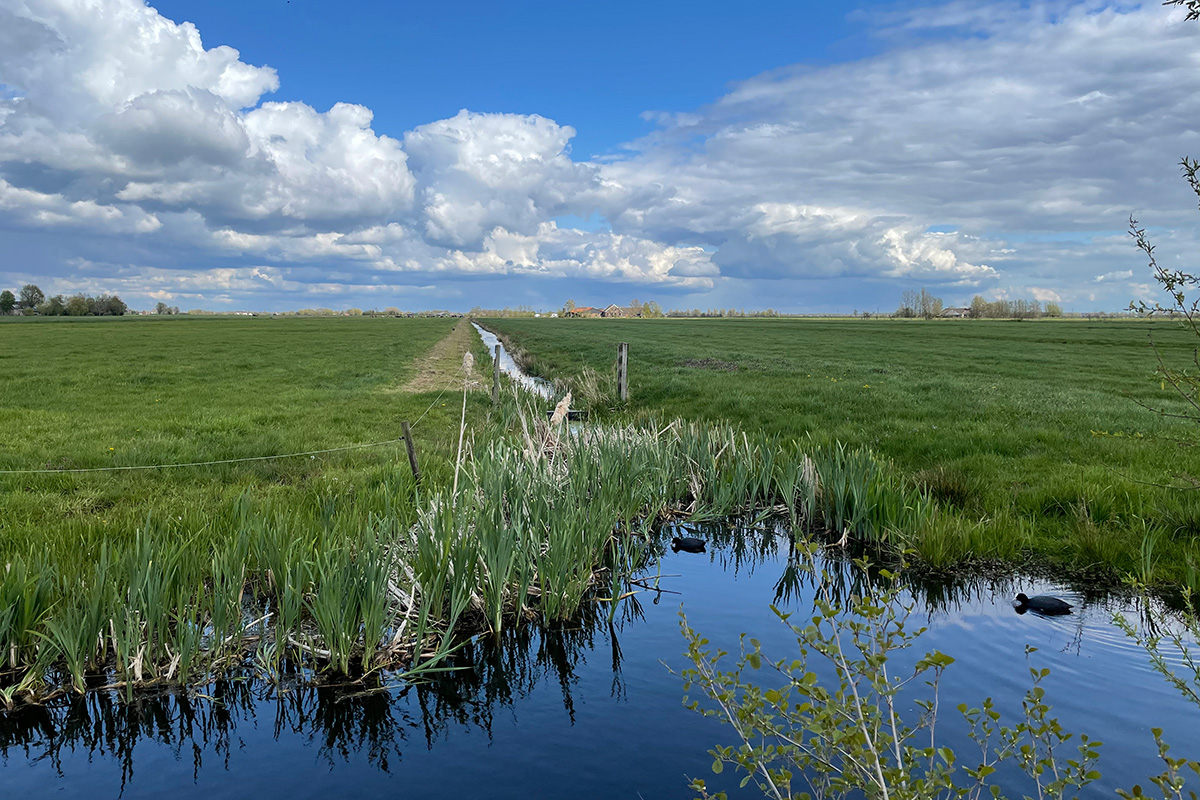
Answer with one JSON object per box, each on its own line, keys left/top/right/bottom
{"left": 398, "top": 319, "right": 484, "bottom": 393}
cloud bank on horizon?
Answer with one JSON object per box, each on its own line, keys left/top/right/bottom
{"left": 1, "top": 0, "right": 1198, "bottom": 311}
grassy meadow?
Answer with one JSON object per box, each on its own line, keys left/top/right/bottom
{"left": 1, "top": 314, "right": 476, "bottom": 555}
{"left": 0, "top": 315, "right": 549, "bottom": 701}
{"left": 483, "top": 316, "right": 1200, "bottom": 588}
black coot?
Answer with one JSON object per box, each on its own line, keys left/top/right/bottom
{"left": 671, "top": 536, "right": 706, "bottom": 553}
{"left": 1014, "top": 592, "right": 1073, "bottom": 616}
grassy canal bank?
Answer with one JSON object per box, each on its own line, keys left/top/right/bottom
{"left": 482, "top": 316, "right": 1200, "bottom": 592}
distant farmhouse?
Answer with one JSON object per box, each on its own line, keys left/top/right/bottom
{"left": 565, "top": 304, "right": 644, "bottom": 318}
{"left": 941, "top": 307, "right": 970, "bottom": 319}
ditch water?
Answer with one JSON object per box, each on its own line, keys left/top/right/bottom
{"left": 1, "top": 526, "right": 1197, "bottom": 798}
{"left": 4, "top": 331, "right": 1198, "bottom": 799}
{"left": 473, "top": 322, "right": 556, "bottom": 400}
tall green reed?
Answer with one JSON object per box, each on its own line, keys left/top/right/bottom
{"left": 0, "top": 556, "right": 55, "bottom": 670}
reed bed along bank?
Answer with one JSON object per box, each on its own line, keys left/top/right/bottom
{"left": 1, "top": 394, "right": 937, "bottom": 709}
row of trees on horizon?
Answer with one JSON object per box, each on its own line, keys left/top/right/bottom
{"left": 1, "top": 284, "right": 129, "bottom": 317}
{"left": 0, "top": 282, "right": 1113, "bottom": 321}
{"left": 896, "top": 288, "right": 1064, "bottom": 319}
{"left": 559, "top": 299, "right": 783, "bottom": 318}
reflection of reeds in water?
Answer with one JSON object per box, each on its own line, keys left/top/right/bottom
{"left": 773, "top": 543, "right": 1015, "bottom": 616}
{"left": 7, "top": 510, "right": 1173, "bottom": 779}
{"left": 0, "top": 676, "right": 410, "bottom": 783}
{"left": 0, "top": 585, "right": 652, "bottom": 774}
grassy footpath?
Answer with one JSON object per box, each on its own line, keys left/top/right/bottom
{"left": 483, "top": 316, "right": 1200, "bottom": 589}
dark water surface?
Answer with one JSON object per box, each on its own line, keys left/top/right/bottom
{"left": 2, "top": 525, "right": 1198, "bottom": 799}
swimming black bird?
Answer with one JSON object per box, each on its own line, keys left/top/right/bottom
{"left": 671, "top": 536, "right": 706, "bottom": 553}
{"left": 1013, "top": 592, "right": 1073, "bottom": 616}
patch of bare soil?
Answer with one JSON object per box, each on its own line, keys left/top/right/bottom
{"left": 397, "top": 320, "right": 485, "bottom": 393}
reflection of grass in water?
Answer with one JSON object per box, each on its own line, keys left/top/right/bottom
{"left": 484, "top": 316, "right": 1200, "bottom": 589}
{"left": 0, "top": 589, "right": 654, "bottom": 775}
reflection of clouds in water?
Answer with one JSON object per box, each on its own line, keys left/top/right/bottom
{"left": 650, "top": 517, "right": 1199, "bottom": 689}
{"left": 939, "top": 617, "right": 980, "bottom": 633}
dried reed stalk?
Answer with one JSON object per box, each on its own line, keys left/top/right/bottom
{"left": 452, "top": 352, "right": 475, "bottom": 502}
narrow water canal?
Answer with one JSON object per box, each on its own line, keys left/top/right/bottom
{"left": 473, "top": 322, "right": 555, "bottom": 400}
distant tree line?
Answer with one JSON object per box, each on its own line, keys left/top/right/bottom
{"left": 895, "top": 289, "right": 944, "bottom": 319}
{"left": 1, "top": 284, "right": 127, "bottom": 316}
{"left": 968, "top": 295, "right": 1062, "bottom": 319}
{"left": 273, "top": 308, "right": 461, "bottom": 317}
{"left": 630, "top": 299, "right": 665, "bottom": 317}
{"left": 895, "top": 288, "right": 1064, "bottom": 319}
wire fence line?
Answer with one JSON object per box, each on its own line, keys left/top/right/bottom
{"left": 0, "top": 440, "right": 404, "bottom": 475}
{"left": 0, "top": 382, "right": 459, "bottom": 476}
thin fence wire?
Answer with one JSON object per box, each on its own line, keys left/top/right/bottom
{"left": 0, "top": 329, "right": 513, "bottom": 477}
{"left": 0, "top": 440, "right": 401, "bottom": 475}
{"left": 412, "top": 382, "right": 452, "bottom": 428}
{"left": 0, "top": 378, "right": 461, "bottom": 476}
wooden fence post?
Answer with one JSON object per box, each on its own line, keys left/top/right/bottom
{"left": 617, "top": 342, "right": 629, "bottom": 402}
{"left": 401, "top": 421, "right": 421, "bottom": 483}
{"left": 492, "top": 344, "right": 501, "bottom": 406}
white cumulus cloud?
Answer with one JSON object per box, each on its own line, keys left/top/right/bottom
{"left": 2, "top": 0, "right": 1199, "bottom": 311}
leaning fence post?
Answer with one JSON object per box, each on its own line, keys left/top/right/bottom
{"left": 492, "top": 344, "right": 501, "bottom": 406}
{"left": 401, "top": 421, "right": 421, "bottom": 483}
{"left": 617, "top": 342, "right": 629, "bottom": 402}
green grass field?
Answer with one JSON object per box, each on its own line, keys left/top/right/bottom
{"left": 483, "top": 316, "right": 1200, "bottom": 587}
{"left": 0, "top": 315, "right": 482, "bottom": 556}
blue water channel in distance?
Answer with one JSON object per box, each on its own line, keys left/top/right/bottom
{"left": 2, "top": 523, "right": 1198, "bottom": 799}
{"left": 473, "top": 322, "right": 556, "bottom": 400}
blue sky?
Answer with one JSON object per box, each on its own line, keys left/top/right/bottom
{"left": 147, "top": 0, "right": 883, "bottom": 160}
{"left": 1, "top": 0, "right": 1198, "bottom": 313}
